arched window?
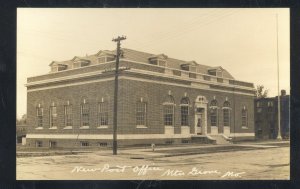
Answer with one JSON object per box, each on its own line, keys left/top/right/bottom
{"left": 210, "top": 99, "right": 218, "bottom": 126}
{"left": 36, "top": 103, "right": 43, "bottom": 127}
{"left": 163, "top": 95, "right": 175, "bottom": 126}
{"left": 49, "top": 102, "right": 57, "bottom": 128}
{"left": 98, "top": 99, "right": 108, "bottom": 126}
{"left": 180, "top": 97, "right": 190, "bottom": 126}
{"left": 64, "top": 100, "right": 72, "bottom": 127}
{"left": 81, "top": 98, "right": 89, "bottom": 127}
{"left": 136, "top": 98, "right": 147, "bottom": 126}
{"left": 242, "top": 106, "right": 248, "bottom": 127}
{"left": 223, "top": 101, "right": 231, "bottom": 127}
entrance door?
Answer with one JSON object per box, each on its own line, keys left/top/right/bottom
{"left": 194, "top": 96, "right": 208, "bottom": 135}
{"left": 196, "top": 114, "right": 203, "bottom": 134}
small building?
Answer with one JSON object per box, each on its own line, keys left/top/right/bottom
{"left": 255, "top": 90, "right": 290, "bottom": 140}
{"left": 25, "top": 48, "right": 256, "bottom": 148}
{"left": 16, "top": 124, "right": 27, "bottom": 144}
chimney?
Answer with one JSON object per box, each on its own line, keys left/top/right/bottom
{"left": 281, "top": 90, "right": 286, "bottom": 96}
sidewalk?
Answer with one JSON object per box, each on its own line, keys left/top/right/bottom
{"left": 93, "top": 140, "right": 290, "bottom": 159}
{"left": 17, "top": 140, "right": 289, "bottom": 158}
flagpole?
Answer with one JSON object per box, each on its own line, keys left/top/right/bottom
{"left": 276, "top": 13, "right": 282, "bottom": 140}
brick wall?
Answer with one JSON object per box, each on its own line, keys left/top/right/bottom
{"left": 27, "top": 77, "right": 254, "bottom": 135}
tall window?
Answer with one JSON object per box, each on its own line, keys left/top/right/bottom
{"left": 136, "top": 100, "right": 147, "bottom": 126}
{"left": 180, "top": 97, "right": 189, "bottom": 126}
{"left": 223, "top": 101, "right": 231, "bottom": 126}
{"left": 49, "top": 102, "right": 57, "bottom": 128}
{"left": 36, "top": 104, "right": 43, "bottom": 127}
{"left": 242, "top": 106, "right": 248, "bottom": 127}
{"left": 210, "top": 99, "right": 218, "bottom": 126}
{"left": 81, "top": 98, "right": 89, "bottom": 127}
{"left": 163, "top": 95, "right": 175, "bottom": 126}
{"left": 98, "top": 101, "right": 108, "bottom": 126}
{"left": 64, "top": 104, "right": 72, "bottom": 127}
{"left": 267, "top": 101, "right": 274, "bottom": 112}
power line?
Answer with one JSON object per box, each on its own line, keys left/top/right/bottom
{"left": 131, "top": 9, "right": 240, "bottom": 51}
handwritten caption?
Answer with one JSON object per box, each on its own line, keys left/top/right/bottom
{"left": 71, "top": 164, "right": 245, "bottom": 178}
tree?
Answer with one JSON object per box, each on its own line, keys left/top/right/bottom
{"left": 16, "top": 114, "right": 27, "bottom": 125}
{"left": 256, "top": 85, "right": 268, "bottom": 99}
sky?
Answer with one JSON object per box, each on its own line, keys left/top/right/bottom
{"left": 17, "top": 8, "right": 290, "bottom": 119}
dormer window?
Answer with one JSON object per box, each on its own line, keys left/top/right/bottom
{"left": 98, "top": 55, "right": 115, "bottom": 63}
{"left": 180, "top": 61, "right": 197, "bottom": 72}
{"left": 208, "top": 67, "right": 224, "bottom": 77}
{"left": 96, "top": 50, "right": 116, "bottom": 64}
{"left": 148, "top": 54, "right": 168, "bottom": 67}
{"left": 50, "top": 61, "right": 67, "bottom": 72}
{"left": 73, "top": 59, "right": 90, "bottom": 68}
{"left": 149, "top": 59, "right": 158, "bottom": 65}
{"left": 208, "top": 70, "right": 217, "bottom": 76}
{"left": 181, "top": 65, "right": 189, "bottom": 71}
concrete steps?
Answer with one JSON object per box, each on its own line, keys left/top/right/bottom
{"left": 209, "top": 135, "right": 232, "bottom": 145}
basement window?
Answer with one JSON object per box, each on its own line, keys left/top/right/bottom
{"left": 35, "top": 141, "right": 43, "bottom": 147}
{"left": 80, "top": 141, "right": 89, "bottom": 147}
{"left": 98, "top": 142, "right": 108, "bottom": 147}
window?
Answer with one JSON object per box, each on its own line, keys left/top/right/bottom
{"left": 208, "top": 70, "right": 216, "bottom": 76}
{"left": 136, "top": 101, "right": 147, "bottom": 126}
{"left": 35, "top": 141, "right": 43, "bottom": 147}
{"left": 64, "top": 104, "right": 72, "bottom": 127}
{"left": 98, "top": 56, "right": 115, "bottom": 63}
{"left": 181, "top": 65, "right": 189, "bottom": 71}
{"left": 49, "top": 141, "right": 57, "bottom": 148}
{"left": 268, "top": 101, "right": 274, "bottom": 107}
{"left": 257, "top": 101, "right": 263, "bottom": 113}
{"left": 165, "top": 140, "right": 174, "bottom": 144}
{"left": 80, "top": 141, "right": 89, "bottom": 147}
{"left": 223, "top": 101, "right": 230, "bottom": 127}
{"left": 210, "top": 100, "right": 218, "bottom": 126}
{"left": 98, "top": 101, "right": 108, "bottom": 126}
{"left": 149, "top": 59, "right": 158, "bottom": 65}
{"left": 73, "top": 60, "right": 89, "bottom": 68}
{"left": 36, "top": 105, "right": 43, "bottom": 127}
{"left": 57, "top": 65, "right": 67, "bottom": 71}
{"left": 242, "top": 107, "right": 248, "bottom": 127}
{"left": 49, "top": 103, "right": 57, "bottom": 128}
{"left": 267, "top": 101, "right": 274, "bottom": 113}
{"left": 180, "top": 97, "right": 189, "bottom": 126}
{"left": 181, "top": 139, "right": 190, "bottom": 144}
{"left": 163, "top": 95, "right": 175, "bottom": 126}
{"left": 256, "top": 101, "right": 261, "bottom": 107}
{"left": 81, "top": 99, "right": 89, "bottom": 127}
{"left": 98, "top": 142, "right": 108, "bottom": 147}
{"left": 210, "top": 108, "right": 217, "bottom": 126}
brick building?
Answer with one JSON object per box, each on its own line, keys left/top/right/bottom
{"left": 25, "top": 48, "right": 256, "bottom": 148}
{"left": 255, "top": 90, "right": 290, "bottom": 140}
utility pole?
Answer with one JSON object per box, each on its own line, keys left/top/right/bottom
{"left": 112, "top": 36, "right": 126, "bottom": 155}
{"left": 276, "top": 14, "right": 282, "bottom": 140}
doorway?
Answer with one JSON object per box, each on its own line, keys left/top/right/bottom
{"left": 194, "top": 96, "right": 208, "bottom": 135}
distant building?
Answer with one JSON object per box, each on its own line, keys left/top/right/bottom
{"left": 255, "top": 90, "right": 290, "bottom": 140}
{"left": 25, "top": 48, "right": 256, "bottom": 148}
{"left": 16, "top": 124, "right": 27, "bottom": 144}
